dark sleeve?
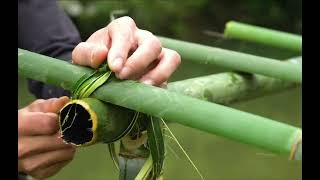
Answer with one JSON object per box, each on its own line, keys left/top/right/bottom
{"left": 18, "top": 0, "right": 82, "bottom": 99}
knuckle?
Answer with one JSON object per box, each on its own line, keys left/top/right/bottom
{"left": 149, "top": 37, "right": 162, "bottom": 54}
{"left": 124, "top": 59, "right": 140, "bottom": 72}
{"left": 110, "top": 16, "right": 136, "bottom": 32}
{"left": 121, "top": 16, "right": 136, "bottom": 27}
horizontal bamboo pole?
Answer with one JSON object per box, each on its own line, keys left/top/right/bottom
{"left": 158, "top": 37, "right": 302, "bottom": 83}
{"left": 224, "top": 21, "right": 302, "bottom": 53}
{"left": 168, "top": 57, "right": 301, "bottom": 105}
{"left": 18, "top": 48, "right": 302, "bottom": 159}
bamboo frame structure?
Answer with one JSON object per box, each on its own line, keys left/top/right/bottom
{"left": 18, "top": 48, "right": 302, "bottom": 159}
{"left": 158, "top": 37, "right": 302, "bottom": 83}
{"left": 224, "top": 21, "right": 302, "bottom": 52}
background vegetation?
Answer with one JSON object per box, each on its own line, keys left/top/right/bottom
{"left": 18, "top": 0, "right": 301, "bottom": 179}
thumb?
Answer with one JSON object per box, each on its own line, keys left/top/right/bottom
{"left": 72, "top": 42, "right": 108, "bottom": 69}
{"left": 45, "top": 96, "right": 70, "bottom": 113}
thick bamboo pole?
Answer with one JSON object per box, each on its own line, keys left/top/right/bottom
{"left": 168, "top": 57, "right": 301, "bottom": 105}
{"left": 158, "top": 37, "right": 302, "bottom": 83}
{"left": 224, "top": 21, "right": 302, "bottom": 53}
{"left": 18, "top": 48, "right": 302, "bottom": 159}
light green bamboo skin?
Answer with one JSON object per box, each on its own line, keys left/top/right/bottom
{"left": 18, "top": 48, "right": 301, "bottom": 159}
{"left": 224, "top": 21, "right": 302, "bottom": 53}
{"left": 159, "top": 37, "right": 302, "bottom": 83}
{"left": 168, "top": 57, "right": 301, "bottom": 105}
{"left": 59, "top": 98, "right": 136, "bottom": 145}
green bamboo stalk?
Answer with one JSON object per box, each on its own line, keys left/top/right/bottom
{"left": 158, "top": 37, "right": 302, "bottom": 83}
{"left": 18, "top": 48, "right": 302, "bottom": 159}
{"left": 168, "top": 57, "right": 301, "bottom": 105}
{"left": 224, "top": 21, "right": 302, "bottom": 52}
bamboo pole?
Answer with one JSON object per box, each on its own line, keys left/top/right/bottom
{"left": 18, "top": 48, "right": 302, "bottom": 159}
{"left": 224, "top": 21, "right": 302, "bottom": 53}
{"left": 168, "top": 57, "right": 301, "bottom": 105}
{"left": 158, "top": 37, "right": 302, "bottom": 83}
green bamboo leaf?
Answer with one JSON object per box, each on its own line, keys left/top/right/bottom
{"left": 79, "top": 71, "right": 112, "bottom": 98}
{"left": 108, "top": 142, "right": 120, "bottom": 170}
{"left": 147, "top": 116, "right": 165, "bottom": 178}
{"left": 72, "top": 72, "right": 96, "bottom": 99}
{"left": 113, "top": 112, "right": 140, "bottom": 144}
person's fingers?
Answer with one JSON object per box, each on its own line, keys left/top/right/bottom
{"left": 18, "top": 147, "right": 75, "bottom": 174}
{"left": 29, "top": 160, "right": 70, "bottom": 180}
{"left": 26, "top": 96, "right": 69, "bottom": 113}
{"left": 118, "top": 30, "right": 162, "bottom": 80}
{"left": 72, "top": 42, "right": 109, "bottom": 68}
{"left": 29, "top": 160, "right": 71, "bottom": 180}
{"left": 139, "top": 48, "right": 181, "bottom": 86}
{"left": 86, "top": 28, "right": 110, "bottom": 46}
{"left": 107, "top": 16, "right": 138, "bottom": 73}
{"left": 18, "top": 112, "right": 59, "bottom": 136}
{"left": 18, "top": 133, "right": 72, "bottom": 159}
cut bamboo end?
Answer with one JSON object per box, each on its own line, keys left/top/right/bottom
{"left": 59, "top": 99, "right": 99, "bottom": 146}
{"left": 289, "top": 133, "right": 302, "bottom": 160}
{"left": 58, "top": 98, "right": 138, "bottom": 146}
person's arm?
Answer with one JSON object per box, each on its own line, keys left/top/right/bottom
{"left": 18, "top": 0, "right": 81, "bottom": 99}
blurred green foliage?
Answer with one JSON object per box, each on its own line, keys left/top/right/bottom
{"left": 60, "top": 0, "right": 301, "bottom": 42}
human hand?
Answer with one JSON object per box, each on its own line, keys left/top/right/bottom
{"left": 72, "top": 16, "right": 181, "bottom": 86}
{"left": 18, "top": 97, "right": 75, "bottom": 180}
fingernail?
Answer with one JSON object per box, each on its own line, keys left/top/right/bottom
{"left": 142, "top": 79, "right": 154, "bottom": 86}
{"left": 119, "top": 67, "right": 131, "bottom": 79}
{"left": 111, "top": 58, "right": 123, "bottom": 71}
